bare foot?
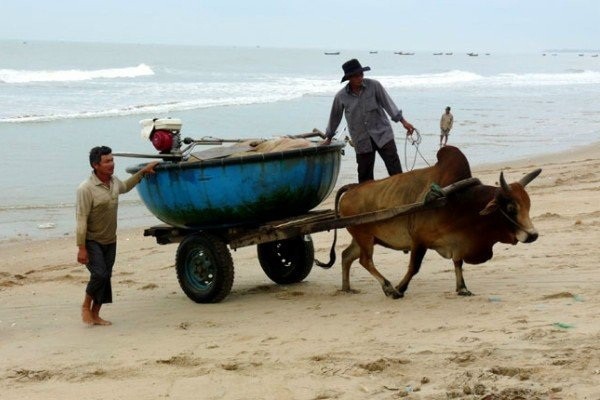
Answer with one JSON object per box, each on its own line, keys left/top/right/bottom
{"left": 81, "top": 306, "right": 94, "bottom": 325}
{"left": 93, "top": 316, "right": 112, "bottom": 326}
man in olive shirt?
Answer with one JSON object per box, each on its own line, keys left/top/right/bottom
{"left": 322, "top": 59, "right": 415, "bottom": 182}
{"left": 76, "top": 146, "right": 157, "bottom": 326}
{"left": 440, "top": 106, "right": 454, "bottom": 147}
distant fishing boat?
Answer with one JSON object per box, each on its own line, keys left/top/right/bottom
{"left": 324, "top": 52, "right": 340, "bottom": 55}
{"left": 369, "top": 51, "right": 378, "bottom": 54}
{"left": 394, "top": 51, "right": 414, "bottom": 55}
{"left": 433, "top": 52, "right": 443, "bottom": 55}
{"left": 592, "top": 54, "right": 599, "bottom": 57}
{"left": 467, "top": 52, "right": 478, "bottom": 57}
{"left": 445, "top": 52, "right": 453, "bottom": 55}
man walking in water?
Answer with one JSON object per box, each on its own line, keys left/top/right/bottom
{"left": 322, "top": 59, "right": 414, "bottom": 182}
{"left": 76, "top": 146, "right": 157, "bottom": 326}
{"left": 440, "top": 106, "right": 454, "bottom": 147}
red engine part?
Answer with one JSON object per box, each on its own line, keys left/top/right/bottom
{"left": 151, "top": 130, "right": 173, "bottom": 152}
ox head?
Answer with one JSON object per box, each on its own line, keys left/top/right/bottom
{"left": 480, "top": 168, "right": 542, "bottom": 244}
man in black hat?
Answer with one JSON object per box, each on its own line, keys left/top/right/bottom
{"left": 322, "top": 58, "right": 414, "bottom": 182}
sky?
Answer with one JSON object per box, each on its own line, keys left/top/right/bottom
{"left": 2, "top": 0, "right": 599, "bottom": 52}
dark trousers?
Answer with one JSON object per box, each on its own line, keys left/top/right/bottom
{"left": 85, "top": 240, "right": 116, "bottom": 305}
{"left": 355, "top": 139, "right": 402, "bottom": 183}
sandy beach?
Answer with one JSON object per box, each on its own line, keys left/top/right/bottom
{"left": 1, "top": 143, "right": 599, "bottom": 400}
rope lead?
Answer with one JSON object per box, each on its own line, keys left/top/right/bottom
{"left": 404, "top": 128, "right": 431, "bottom": 171}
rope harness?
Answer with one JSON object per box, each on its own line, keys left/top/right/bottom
{"left": 341, "top": 126, "right": 434, "bottom": 172}
{"left": 499, "top": 207, "right": 530, "bottom": 232}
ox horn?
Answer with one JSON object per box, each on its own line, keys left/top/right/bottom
{"left": 499, "top": 171, "right": 511, "bottom": 193}
{"left": 519, "top": 168, "right": 542, "bottom": 187}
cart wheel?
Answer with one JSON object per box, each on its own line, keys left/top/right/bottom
{"left": 257, "top": 235, "right": 314, "bottom": 284}
{"left": 175, "top": 233, "right": 234, "bottom": 303}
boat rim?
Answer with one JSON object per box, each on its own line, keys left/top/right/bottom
{"left": 126, "top": 141, "right": 345, "bottom": 173}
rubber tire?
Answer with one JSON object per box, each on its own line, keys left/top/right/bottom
{"left": 257, "top": 235, "right": 314, "bottom": 284}
{"left": 175, "top": 233, "right": 234, "bottom": 303}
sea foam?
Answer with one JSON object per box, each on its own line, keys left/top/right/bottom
{"left": 0, "top": 64, "right": 154, "bottom": 83}
{"left": 2, "top": 69, "right": 600, "bottom": 123}
{"left": 381, "top": 69, "right": 600, "bottom": 88}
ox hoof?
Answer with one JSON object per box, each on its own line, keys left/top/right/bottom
{"left": 382, "top": 281, "right": 403, "bottom": 299}
{"left": 383, "top": 288, "right": 404, "bottom": 299}
{"left": 457, "top": 289, "right": 473, "bottom": 296}
{"left": 395, "top": 285, "right": 408, "bottom": 294}
{"left": 389, "top": 291, "right": 404, "bottom": 299}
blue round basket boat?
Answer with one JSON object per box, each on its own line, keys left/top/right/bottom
{"left": 126, "top": 143, "right": 344, "bottom": 229}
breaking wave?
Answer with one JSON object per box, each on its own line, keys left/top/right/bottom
{"left": 380, "top": 69, "right": 600, "bottom": 87}
{"left": 2, "top": 69, "right": 600, "bottom": 123}
{"left": 0, "top": 64, "right": 154, "bottom": 83}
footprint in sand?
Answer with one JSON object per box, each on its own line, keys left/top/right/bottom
{"left": 178, "top": 322, "right": 190, "bottom": 330}
{"left": 155, "top": 354, "right": 203, "bottom": 367}
{"left": 275, "top": 291, "right": 304, "bottom": 300}
{"left": 139, "top": 283, "right": 158, "bottom": 290}
{"left": 540, "top": 291, "right": 574, "bottom": 300}
{"left": 8, "top": 369, "right": 53, "bottom": 382}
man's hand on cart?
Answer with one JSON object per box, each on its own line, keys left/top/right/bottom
{"left": 141, "top": 161, "right": 159, "bottom": 176}
{"left": 320, "top": 137, "right": 332, "bottom": 146}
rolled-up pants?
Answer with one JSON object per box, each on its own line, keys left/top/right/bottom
{"left": 355, "top": 138, "right": 402, "bottom": 183}
{"left": 85, "top": 240, "right": 116, "bottom": 305}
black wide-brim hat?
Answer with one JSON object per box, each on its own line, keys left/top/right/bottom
{"left": 341, "top": 58, "right": 371, "bottom": 82}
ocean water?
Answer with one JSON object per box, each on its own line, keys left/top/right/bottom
{"left": 1, "top": 40, "right": 599, "bottom": 242}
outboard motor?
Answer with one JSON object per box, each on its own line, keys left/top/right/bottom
{"left": 140, "top": 118, "right": 183, "bottom": 155}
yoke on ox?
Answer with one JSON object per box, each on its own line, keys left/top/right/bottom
{"left": 316, "top": 146, "right": 541, "bottom": 299}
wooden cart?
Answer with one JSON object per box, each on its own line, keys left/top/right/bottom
{"left": 143, "top": 178, "right": 480, "bottom": 303}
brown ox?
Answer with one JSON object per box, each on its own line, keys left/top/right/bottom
{"left": 316, "top": 146, "right": 541, "bottom": 298}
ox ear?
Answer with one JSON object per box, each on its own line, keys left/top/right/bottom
{"left": 480, "top": 198, "right": 499, "bottom": 216}
{"left": 519, "top": 168, "right": 542, "bottom": 187}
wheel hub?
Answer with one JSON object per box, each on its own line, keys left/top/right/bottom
{"left": 190, "top": 251, "right": 214, "bottom": 285}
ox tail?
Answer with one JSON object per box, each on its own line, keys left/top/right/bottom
{"left": 314, "top": 229, "right": 338, "bottom": 269}
{"left": 314, "top": 184, "right": 357, "bottom": 269}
